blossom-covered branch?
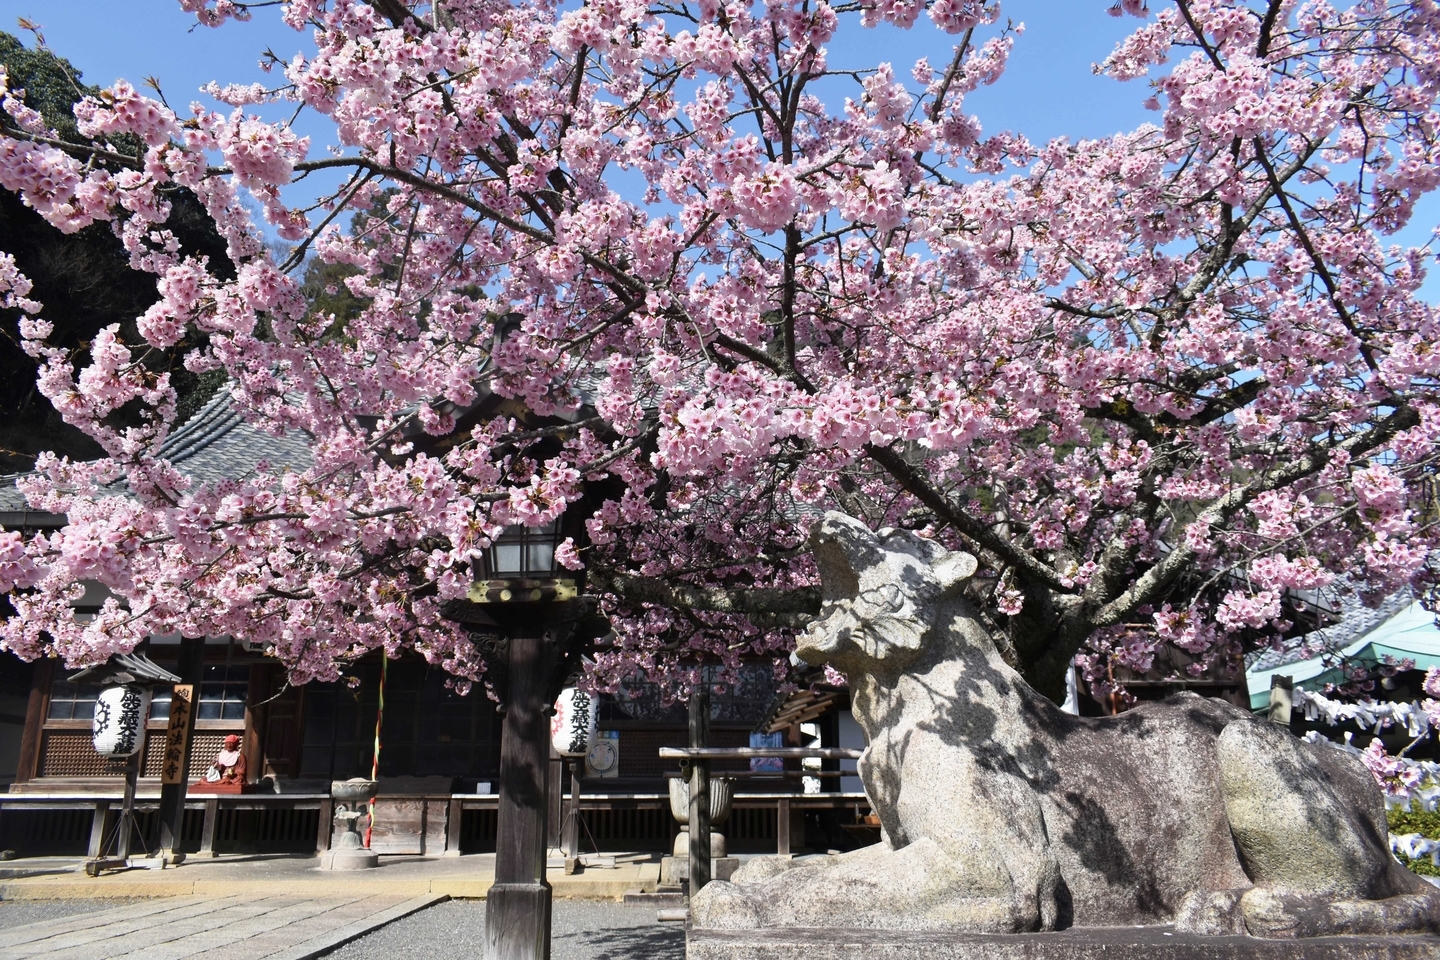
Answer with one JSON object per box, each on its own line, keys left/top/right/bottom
{"left": 0, "top": 0, "right": 1435, "bottom": 700}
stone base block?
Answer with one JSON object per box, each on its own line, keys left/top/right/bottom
{"left": 662, "top": 855, "right": 740, "bottom": 885}
{"left": 323, "top": 848, "right": 378, "bottom": 870}
{"left": 686, "top": 925, "right": 1440, "bottom": 959}
{"left": 674, "top": 829, "right": 728, "bottom": 858}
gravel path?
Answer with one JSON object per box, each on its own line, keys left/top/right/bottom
{"left": 0, "top": 898, "right": 145, "bottom": 930}
{"left": 322, "top": 900, "right": 684, "bottom": 960}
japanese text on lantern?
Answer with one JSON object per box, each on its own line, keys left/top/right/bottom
{"left": 161, "top": 684, "right": 194, "bottom": 786}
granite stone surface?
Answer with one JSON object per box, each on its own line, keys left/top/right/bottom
{"left": 687, "top": 925, "right": 1440, "bottom": 959}
{"left": 690, "top": 513, "right": 1440, "bottom": 940}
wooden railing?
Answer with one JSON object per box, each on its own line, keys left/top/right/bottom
{"left": 2, "top": 781, "right": 872, "bottom": 858}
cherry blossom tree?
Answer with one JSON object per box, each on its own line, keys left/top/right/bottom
{"left": 0, "top": 0, "right": 1438, "bottom": 708}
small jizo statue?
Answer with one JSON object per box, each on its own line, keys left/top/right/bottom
{"left": 192, "top": 734, "right": 246, "bottom": 794}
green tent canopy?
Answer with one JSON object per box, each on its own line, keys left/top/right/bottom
{"left": 1246, "top": 599, "right": 1440, "bottom": 712}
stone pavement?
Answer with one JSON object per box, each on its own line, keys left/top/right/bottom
{"left": 326, "top": 899, "right": 684, "bottom": 960}
{"left": 0, "top": 893, "right": 445, "bottom": 960}
{"left": 0, "top": 852, "right": 660, "bottom": 901}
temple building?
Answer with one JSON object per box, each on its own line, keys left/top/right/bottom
{"left": 0, "top": 391, "right": 866, "bottom": 857}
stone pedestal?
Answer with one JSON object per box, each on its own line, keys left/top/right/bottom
{"left": 324, "top": 800, "right": 377, "bottom": 871}
{"left": 323, "top": 847, "right": 379, "bottom": 870}
{"left": 687, "top": 925, "right": 1440, "bottom": 960}
{"left": 661, "top": 854, "right": 739, "bottom": 885}
{"left": 675, "top": 826, "right": 728, "bottom": 859}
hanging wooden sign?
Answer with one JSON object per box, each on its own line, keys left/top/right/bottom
{"left": 161, "top": 684, "right": 195, "bottom": 785}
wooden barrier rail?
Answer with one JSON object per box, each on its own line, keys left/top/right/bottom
{"left": 0, "top": 794, "right": 330, "bottom": 858}
{"left": 657, "top": 746, "right": 867, "bottom": 855}
{"left": 658, "top": 747, "right": 863, "bottom": 760}
{"left": 2, "top": 788, "right": 871, "bottom": 858}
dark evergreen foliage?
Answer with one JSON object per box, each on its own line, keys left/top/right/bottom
{"left": 0, "top": 32, "right": 230, "bottom": 472}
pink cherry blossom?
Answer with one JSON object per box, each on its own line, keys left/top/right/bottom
{"left": 0, "top": 0, "right": 1433, "bottom": 721}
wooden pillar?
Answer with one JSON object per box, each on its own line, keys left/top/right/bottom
{"left": 317, "top": 798, "right": 334, "bottom": 854}
{"left": 87, "top": 801, "right": 111, "bottom": 858}
{"left": 243, "top": 661, "right": 269, "bottom": 785}
{"left": 776, "top": 797, "right": 791, "bottom": 856}
{"left": 115, "top": 752, "right": 140, "bottom": 861}
{"left": 688, "top": 682, "right": 711, "bottom": 893}
{"left": 445, "top": 797, "right": 463, "bottom": 856}
{"left": 15, "top": 658, "right": 52, "bottom": 784}
{"left": 199, "top": 797, "right": 219, "bottom": 856}
{"left": 546, "top": 749, "right": 563, "bottom": 852}
{"left": 158, "top": 638, "right": 205, "bottom": 858}
{"left": 819, "top": 709, "right": 840, "bottom": 792}
{"left": 486, "top": 633, "right": 552, "bottom": 960}
{"left": 561, "top": 760, "right": 581, "bottom": 861}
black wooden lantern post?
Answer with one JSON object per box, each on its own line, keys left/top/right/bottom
{"left": 447, "top": 518, "right": 606, "bottom": 960}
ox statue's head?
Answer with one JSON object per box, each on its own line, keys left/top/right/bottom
{"left": 794, "top": 512, "right": 977, "bottom": 675}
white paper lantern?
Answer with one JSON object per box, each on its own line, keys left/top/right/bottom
{"left": 92, "top": 685, "right": 151, "bottom": 757}
{"left": 551, "top": 687, "right": 597, "bottom": 757}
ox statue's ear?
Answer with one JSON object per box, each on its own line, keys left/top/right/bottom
{"left": 812, "top": 512, "right": 884, "bottom": 601}
{"left": 933, "top": 550, "right": 978, "bottom": 592}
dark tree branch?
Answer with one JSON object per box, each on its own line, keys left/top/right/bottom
{"left": 864, "top": 442, "right": 1071, "bottom": 592}
{"left": 1091, "top": 404, "right": 1419, "bottom": 628}
{"left": 588, "top": 569, "right": 821, "bottom": 620}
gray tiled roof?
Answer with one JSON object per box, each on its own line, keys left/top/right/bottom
{"left": 0, "top": 388, "right": 313, "bottom": 514}
{"left": 1245, "top": 588, "right": 1416, "bottom": 673}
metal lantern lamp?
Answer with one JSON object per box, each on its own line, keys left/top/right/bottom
{"left": 474, "top": 521, "right": 577, "bottom": 602}
{"left": 68, "top": 652, "right": 181, "bottom": 874}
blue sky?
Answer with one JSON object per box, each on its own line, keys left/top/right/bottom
{"left": 0, "top": 0, "right": 1165, "bottom": 254}
{"left": 1, "top": 0, "right": 1435, "bottom": 296}
{"left": 1, "top": 1, "right": 1153, "bottom": 143}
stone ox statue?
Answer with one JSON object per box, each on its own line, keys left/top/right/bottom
{"left": 692, "top": 513, "right": 1440, "bottom": 939}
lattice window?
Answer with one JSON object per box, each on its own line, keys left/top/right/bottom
{"left": 37, "top": 729, "right": 243, "bottom": 779}
{"left": 600, "top": 664, "right": 778, "bottom": 725}
{"left": 198, "top": 665, "right": 248, "bottom": 721}
{"left": 37, "top": 730, "right": 127, "bottom": 777}
{"left": 126, "top": 663, "right": 246, "bottom": 723}
{"left": 617, "top": 728, "right": 752, "bottom": 778}
{"left": 299, "top": 659, "right": 502, "bottom": 780}
{"left": 45, "top": 681, "right": 102, "bottom": 721}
